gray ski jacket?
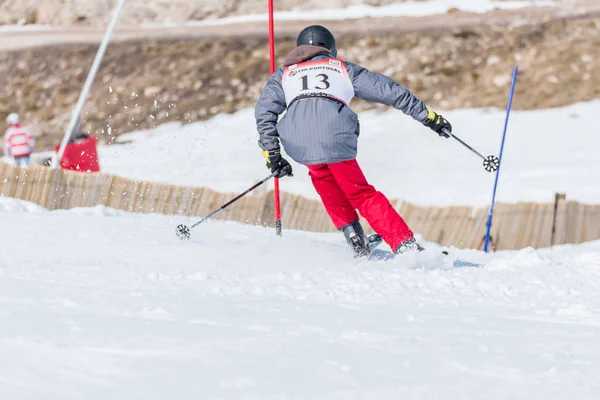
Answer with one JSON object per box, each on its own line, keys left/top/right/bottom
{"left": 255, "top": 45, "right": 430, "bottom": 165}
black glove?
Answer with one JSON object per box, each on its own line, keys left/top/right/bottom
{"left": 262, "top": 148, "right": 293, "bottom": 178}
{"left": 423, "top": 108, "right": 452, "bottom": 138}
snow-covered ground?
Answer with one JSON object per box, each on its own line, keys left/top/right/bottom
{"left": 100, "top": 101, "right": 600, "bottom": 207}
{"left": 191, "top": 0, "right": 554, "bottom": 26}
{"left": 1, "top": 198, "right": 599, "bottom": 399}
{"left": 0, "top": 0, "right": 555, "bottom": 34}
{"left": 0, "top": 24, "right": 52, "bottom": 32}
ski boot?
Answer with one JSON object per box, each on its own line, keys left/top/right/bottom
{"left": 341, "top": 220, "right": 383, "bottom": 259}
{"left": 394, "top": 237, "right": 425, "bottom": 255}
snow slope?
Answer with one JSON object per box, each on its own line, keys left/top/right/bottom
{"left": 100, "top": 101, "right": 600, "bottom": 207}
{"left": 1, "top": 199, "right": 600, "bottom": 399}
{"left": 0, "top": 0, "right": 554, "bottom": 32}
{"left": 192, "top": 1, "right": 555, "bottom": 26}
{"left": 0, "top": 25, "right": 52, "bottom": 32}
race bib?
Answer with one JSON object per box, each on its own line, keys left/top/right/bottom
{"left": 282, "top": 59, "right": 354, "bottom": 107}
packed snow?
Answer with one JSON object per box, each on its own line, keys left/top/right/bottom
{"left": 191, "top": 1, "right": 555, "bottom": 26}
{"left": 0, "top": 24, "right": 53, "bottom": 32}
{"left": 100, "top": 101, "right": 600, "bottom": 207}
{"left": 1, "top": 198, "right": 599, "bottom": 399}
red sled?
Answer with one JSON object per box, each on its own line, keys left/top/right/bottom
{"left": 54, "top": 135, "right": 100, "bottom": 172}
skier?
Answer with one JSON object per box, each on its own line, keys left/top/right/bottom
{"left": 4, "top": 113, "right": 35, "bottom": 167}
{"left": 255, "top": 25, "right": 452, "bottom": 258}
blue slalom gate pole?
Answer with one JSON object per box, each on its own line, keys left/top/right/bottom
{"left": 484, "top": 67, "right": 519, "bottom": 252}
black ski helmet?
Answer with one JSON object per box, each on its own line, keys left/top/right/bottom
{"left": 296, "top": 25, "right": 337, "bottom": 57}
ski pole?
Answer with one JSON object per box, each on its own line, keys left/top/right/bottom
{"left": 176, "top": 172, "right": 278, "bottom": 240}
{"left": 442, "top": 128, "right": 500, "bottom": 173}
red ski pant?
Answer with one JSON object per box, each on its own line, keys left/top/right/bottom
{"left": 307, "top": 159, "right": 414, "bottom": 251}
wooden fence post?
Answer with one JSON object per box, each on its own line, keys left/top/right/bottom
{"left": 551, "top": 193, "right": 566, "bottom": 247}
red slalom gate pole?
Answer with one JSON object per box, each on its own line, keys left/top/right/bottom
{"left": 268, "top": 0, "right": 276, "bottom": 73}
{"left": 268, "top": 0, "right": 283, "bottom": 236}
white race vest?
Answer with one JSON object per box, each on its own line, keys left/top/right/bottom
{"left": 282, "top": 59, "right": 354, "bottom": 107}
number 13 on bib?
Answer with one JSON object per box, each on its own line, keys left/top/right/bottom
{"left": 282, "top": 59, "right": 355, "bottom": 108}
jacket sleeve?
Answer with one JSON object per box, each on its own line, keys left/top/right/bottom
{"left": 255, "top": 68, "right": 287, "bottom": 151}
{"left": 27, "top": 130, "right": 35, "bottom": 151}
{"left": 346, "top": 61, "right": 429, "bottom": 122}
